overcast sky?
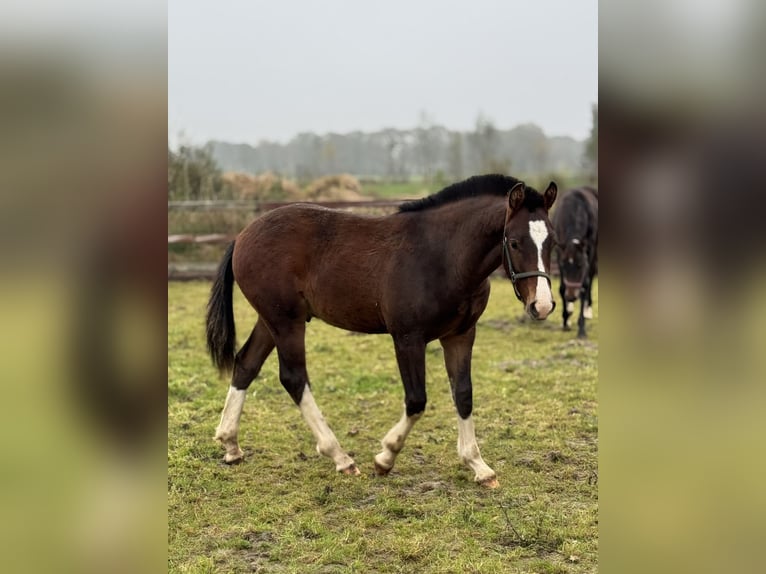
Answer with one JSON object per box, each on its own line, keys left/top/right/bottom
{"left": 169, "top": 0, "right": 597, "bottom": 146}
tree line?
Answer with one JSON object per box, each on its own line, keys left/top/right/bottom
{"left": 169, "top": 108, "right": 597, "bottom": 200}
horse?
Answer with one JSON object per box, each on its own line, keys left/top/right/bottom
{"left": 205, "top": 174, "right": 558, "bottom": 488}
{"left": 552, "top": 186, "right": 598, "bottom": 338}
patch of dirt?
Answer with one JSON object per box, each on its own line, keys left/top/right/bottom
{"left": 546, "top": 450, "right": 571, "bottom": 464}
{"left": 498, "top": 358, "right": 551, "bottom": 372}
{"left": 411, "top": 448, "right": 427, "bottom": 465}
{"left": 240, "top": 531, "right": 278, "bottom": 573}
{"left": 514, "top": 454, "right": 542, "bottom": 471}
{"left": 481, "top": 318, "right": 515, "bottom": 332}
{"left": 553, "top": 339, "right": 598, "bottom": 351}
{"left": 417, "top": 480, "right": 447, "bottom": 493}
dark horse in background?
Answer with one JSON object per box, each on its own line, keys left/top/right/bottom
{"left": 552, "top": 186, "right": 598, "bottom": 338}
{"left": 205, "top": 175, "right": 557, "bottom": 488}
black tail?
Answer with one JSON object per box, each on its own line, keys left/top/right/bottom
{"left": 206, "top": 241, "right": 236, "bottom": 374}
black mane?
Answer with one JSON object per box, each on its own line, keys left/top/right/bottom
{"left": 398, "top": 174, "right": 545, "bottom": 213}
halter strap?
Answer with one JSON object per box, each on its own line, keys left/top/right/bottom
{"left": 561, "top": 243, "right": 590, "bottom": 291}
{"left": 502, "top": 234, "right": 552, "bottom": 301}
{"left": 501, "top": 198, "right": 552, "bottom": 300}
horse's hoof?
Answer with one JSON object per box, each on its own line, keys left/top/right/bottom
{"left": 223, "top": 451, "right": 244, "bottom": 465}
{"left": 340, "top": 463, "right": 361, "bottom": 476}
{"left": 478, "top": 476, "right": 500, "bottom": 489}
{"left": 563, "top": 325, "right": 571, "bottom": 331}
{"left": 577, "top": 332, "right": 587, "bottom": 339}
{"left": 373, "top": 461, "right": 392, "bottom": 476}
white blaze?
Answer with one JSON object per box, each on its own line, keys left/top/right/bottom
{"left": 529, "top": 220, "right": 553, "bottom": 312}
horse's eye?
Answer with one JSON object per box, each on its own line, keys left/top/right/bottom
{"left": 510, "top": 239, "right": 519, "bottom": 250}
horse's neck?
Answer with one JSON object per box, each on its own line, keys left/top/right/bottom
{"left": 429, "top": 197, "right": 507, "bottom": 288}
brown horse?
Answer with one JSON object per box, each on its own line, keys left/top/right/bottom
{"left": 206, "top": 174, "right": 557, "bottom": 487}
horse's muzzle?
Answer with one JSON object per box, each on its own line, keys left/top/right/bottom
{"left": 563, "top": 278, "right": 584, "bottom": 302}
{"left": 528, "top": 299, "right": 555, "bottom": 320}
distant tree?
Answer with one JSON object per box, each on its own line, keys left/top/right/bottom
{"left": 206, "top": 120, "right": 586, "bottom": 181}
{"left": 383, "top": 130, "right": 405, "bottom": 181}
{"left": 469, "top": 113, "right": 511, "bottom": 174}
{"left": 415, "top": 110, "right": 438, "bottom": 181}
{"left": 447, "top": 132, "right": 464, "bottom": 181}
{"left": 585, "top": 103, "right": 598, "bottom": 175}
{"left": 168, "top": 143, "right": 227, "bottom": 200}
{"left": 321, "top": 139, "right": 337, "bottom": 174}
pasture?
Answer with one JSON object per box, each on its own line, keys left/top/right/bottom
{"left": 168, "top": 279, "right": 598, "bottom": 573}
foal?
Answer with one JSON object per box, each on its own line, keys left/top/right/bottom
{"left": 206, "top": 175, "right": 557, "bottom": 487}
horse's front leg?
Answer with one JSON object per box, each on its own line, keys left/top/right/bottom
{"left": 577, "top": 280, "right": 588, "bottom": 338}
{"left": 374, "top": 335, "right": 427, "bottom": 476}
{"left": 583, "top": 271, "right": 595, "bottom": 320}
{"left": 560, "top": 279, "right": 572, "bottom": 331}
{"left": 440, "top": 328, "right": 498, "bottom": 488}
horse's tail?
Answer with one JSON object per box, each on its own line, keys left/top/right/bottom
{"left": 206, "top": 241, "right": 237, "bottom": 374}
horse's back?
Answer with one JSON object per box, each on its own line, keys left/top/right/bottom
{"left": 554, "top": 187, "right": 597, "bottom": 232}
{"left": 231, "top": 203, "right": 393, "bottom": 333}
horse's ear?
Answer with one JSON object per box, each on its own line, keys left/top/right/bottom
{"left": 543, "top": 181, "right": 558, "bottom": 211}
{"left": 508, "top": 182, "right": 526, "bottom": 212}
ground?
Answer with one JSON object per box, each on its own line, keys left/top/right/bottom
{"left": 168, "top": 278, "right": 598, "bottom": 573}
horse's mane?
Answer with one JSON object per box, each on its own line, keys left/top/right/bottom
{"left": 398, "top": 174, "right": 545, "bottom": 213}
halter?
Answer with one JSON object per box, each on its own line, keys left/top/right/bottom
{"left": 502, "top": 235, "right": 552, "bottom": 300}
{"left": 561, "top": 242, "right": 590, "bottom": 292}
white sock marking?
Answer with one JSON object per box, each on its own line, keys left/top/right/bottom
{"left": 457, "top": 415, "right": 496, "bottom": 483}
{"left": 299, "top": 386, "right": 354, "bottom": 471}
{"left": 529, "top": 220, "right": 553, "bottom": 313}
{"left": 215, "top": 386, "right": 247, "bottom": 461}
{"left": 375, "top": 409, "right": 421, "bottom": 471}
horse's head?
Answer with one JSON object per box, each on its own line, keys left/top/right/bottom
{"left": 502, "top": 181, "right": 558, "bottom": 320}
{"left": 559, "top": 238, "right": 589, "bottom": 302}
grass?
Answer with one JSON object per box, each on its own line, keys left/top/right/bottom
{"left": 168, "top": 278, "right": 598, "bottom": 573}
{"left": 360, "top": 180, "right": 441, "bottom": 199}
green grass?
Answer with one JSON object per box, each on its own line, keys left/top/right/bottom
{"left": 168, "top": 279, "right": 598, "bottom": 573}
{"left": 360, "top": 180, "right": 442, "bottom": 199}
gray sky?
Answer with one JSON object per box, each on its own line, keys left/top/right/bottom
{"left": 169, "top": 0, "right": 597, "bottom": 146}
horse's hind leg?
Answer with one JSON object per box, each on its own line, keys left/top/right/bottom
{"left": 440, "top": 328, "right": 498, "bottom": 488}
{"left": 583, "top": 275, "right": 594, "bottom": 319}
{"left": 374, "top": 335, "right": 427, "bottom": 476}
{"left": 215, "top": 318, "right": 275, "bottom": 463}
{"left": 273, "top": 321, "right": 359, "bottom": 475}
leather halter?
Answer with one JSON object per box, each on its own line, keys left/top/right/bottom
{"left": 561, "top": 242, "right": 590, "bottom": 292}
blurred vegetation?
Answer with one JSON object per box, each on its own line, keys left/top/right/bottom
{"left": 223, "top": 171, "right": 301, "bottom": 201}
{"left": 584, "top": 104, "right": 597, "bottom": 180}
{"left": 207, "top": 113, "right": 587, "bottom": 182}
{"left": 168, "top": 144, "right": 232, "bottom": 201}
